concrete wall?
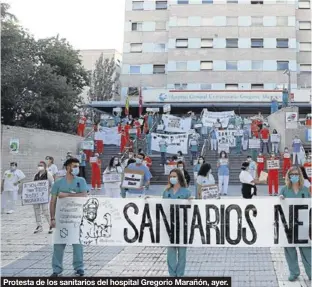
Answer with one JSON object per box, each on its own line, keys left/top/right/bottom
{"left": 1, "top": 125, "right": 83, "bottom": 181}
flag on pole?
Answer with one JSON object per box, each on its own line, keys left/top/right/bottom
{"left": 125, "top": 96, "right": 130, "bottom": 115}
{"left": 139, "top": 87, "right": 143, "bottom": 116}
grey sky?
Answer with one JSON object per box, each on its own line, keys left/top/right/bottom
{"left": 8, "top": 0, "right": 125, "bottom": 52}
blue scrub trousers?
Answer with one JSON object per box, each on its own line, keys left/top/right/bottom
{"left": 161, "top": 152, "right": 166, "bottom": 165}
{"left": 191, "top": 151, "right": 197, "bottom": 163}
{"left": 52, "top": 244, "right": 84, "bottom": 274}
{"left": 284, "top": 247, "right": 311, "bottom": 279}
{"left": 147, "top": 140, "right": 152, "bottom": 155}
{"left": 167, "top": 247, "right": 187, "bottom": 276}
{"left": 236, "top": 138, "right": 242, "bottom": 154}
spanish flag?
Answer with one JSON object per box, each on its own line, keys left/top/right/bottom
{"left": 125, "top": 96, "right": 130, "bottom": 115}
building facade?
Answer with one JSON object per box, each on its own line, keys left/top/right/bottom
{"left": 120, "top": 0, "right": 311, "bottom": 103}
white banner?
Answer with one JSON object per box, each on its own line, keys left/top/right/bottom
{"left": 95, "top": 127, "right": 121, "bottom": 146}
{"left": 201, "top": 110, "right": 235, "bottom": 128}
{"left": 53, "top": 197, "right": 311, "bottom": 247}
{"left": 151, "top": 133, "right": 189, "bottom": 154}
{"left": 162, "top": 114, "right": 192, "bottom": 133}
{"left": 22, "top": 180, "right": 49, "bottom": 205}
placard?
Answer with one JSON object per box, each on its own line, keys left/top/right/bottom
{"left": 103, "top": 173, "right": 122, "bottom": 183}
{"left": 199, "top": 185, "right": 220, "bottom": 199}
{"left": 81, "top": 140, "right": 94, "bottom": 150}
{"left": 157, "top": 124, "right": 164, "bottom": 131}
{"left": 249, "top": 139, "right": 261, "bottom": 149}
{"left": 267, "top": 160, "right": 280, "bottom": 170}
{"left": 270, "top": 134, "right": 280, "bottom": 143}
{"left": 257, "top": 157, "right": 264, "bottom": 163}
{"left": 305, "top": 167, "right": 312, "bottom": 178}
{"left": 53, "top": 197, "right": 311, "bottom": 247}
{"left": 259, "top": 171, "right": 268, "bottom": 183}
{"left": 22, "top": 180, "right": 49, "bottom": 205}
{"left": 89, "top": 157, "right": 97, "bottom": 163}
{"left": 164, "top": 164, "right": 176, "bottom": 175}
{"left": 218, "top": 143, "right": 230, "bottom": 153}
{"left": 286, "top": 112, "right": 298, "bottom": 129}
{"left": 9, "top": 138, "right": 19, "bottom": 154}
{"left": 121, "top": 169, "right": 144, "bottom": 189}
{"left": 163, "top": 104, "right": 171, "bottom": 113}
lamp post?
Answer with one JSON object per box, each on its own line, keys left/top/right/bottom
{"left": 283, "top": 69, "right": 291, "bottom": 106}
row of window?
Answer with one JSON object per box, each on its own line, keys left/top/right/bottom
{"left": 127, "top": 62, "right": 311, "bottom": 74}
{"left": 132, "top": 0, "right": 310, "bottom": 10}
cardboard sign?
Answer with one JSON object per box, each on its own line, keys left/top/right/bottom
{"left": 194, "top": 124, "right": 203, "bottom": 128}
{"left": 305, "top": 167, "right": 312, "bottom": 178}
{"left": 249, "top": 139, "right": 261, "bottom": 149}
{"left": 121, "top": 169, "right": 144, "bottom": 189}
{"left": 270, "top": 134, "right": 280, "bottom": 143}
{"left": 164, "top": 164, "right": 176, "bottom": 175}
{"left": 103, "top": 173, "right": 122, "bottom": 183}
{"left": 267, "top": 160, "right": 280, "bottom": 170}
{"left": 199, "top": 185, "right": 220, "bottom": 199}
{"left": 22, "top": 180, "right": 49, "bottom": 205}
{"left": 218, "top": 143, "right": 230, "bottom": 153}
{"left": 257, "top": 157, "right": 264, "bottom": 163}
{"left": 190, "top": 140, "right": 197, "bottom": 146}
{"left": 259, "top": 171, "right": 268, "bottom": 183}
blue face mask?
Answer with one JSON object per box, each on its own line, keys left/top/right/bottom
{"left": 72, "top": 167, "right": 79, "bottom": 176}
{"left": 170, "top": 177, "right": 178, "bottom": 185}
{"left": 290, "top": 175, "right": 299, "bottom": 183}
{"left": 136, "top": 158, "right": 143, "bottom": 164}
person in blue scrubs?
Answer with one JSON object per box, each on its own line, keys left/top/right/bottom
{"left": 145, "top": 130, "right": 152, "bottom": 155}
{"left": 163, "top": 168, "right": 191, "bottom": 277}
{"left": 49, "top": 158, "right": 88, "bottom": 277}
{"left": 280, "top": 166, "right": 311, "bottom": 282}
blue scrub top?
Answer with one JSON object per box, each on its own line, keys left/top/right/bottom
{"left": 279, "top": 186, "right": 310, "bottom": 198}
{"left": 218, "top": 159, "right": 229, "bottom": 176}
{"left": 163, "top": 187, "right": 191, "bottom": 199}
{"left": 51, "top": 176, "right": 88, "bottom": 196}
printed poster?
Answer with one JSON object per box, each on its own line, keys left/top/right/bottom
{"left": 9, "top": 138, "right": 19, "bottom": 154}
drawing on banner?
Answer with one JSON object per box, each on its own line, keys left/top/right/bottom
{"left": 286, "top": 112, "right": 298, "bottom": 129}
{"left": 162, "top": 114, "right": 192, "bottom": 133}
{"left": 201, "top": 110, "right": 235, "bottom": 128}
{"left": 22, "top": 180, "right": 49, "bottom": 205}
{"left": 199, "top": 185, "right": 220, "bottom": 199}
{"left": 121, "top": 169, "right": 144, "bottom": 189}
{"left": 9, "top": 138, "right": 19, "bottom": 154}
{"left": 270, "top": 134, "right": 280, "bottom": 142}
{"left": 218, "top": 143, "right": 230, "bottom": 153}
{"left": 249, "top": 139, "right": 261, "bottom": 149}
{"left": 80, "top": 198, "right": 112, "bottom": 245}
{"left": 81, "top": 140, "right": 94, "bottom": 150}
{"left": 164, "top": 165, "right": 176, "bottom": 175}
{"left": 151, "top": 133, "right": 189, "bottom": 154}
{"left": 267, "top": 160, "right": 280, "bottom": 170}
{"left": 103, "top": 174, "right": 122, "bottom": 183}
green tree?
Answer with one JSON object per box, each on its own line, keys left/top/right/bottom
{"left": 89, "top": 53, "right": 120, "bottom": 101}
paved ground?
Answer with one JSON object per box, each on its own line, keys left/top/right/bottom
{"left": 1, "top": 185, "right": 310, "bottom": 287}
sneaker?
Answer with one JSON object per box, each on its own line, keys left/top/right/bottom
{"left": 34, "top": 226, "right": 43, "bottom": 234}
{"left": 48, "top": 227, "right": 53, "bottom": 234}
{"left": 75, "top": 270, "right": 84, "bottom": 277}
{"left": 50, "top": 273, "right": 62, "bottom": 277}
{"left": 6, "top": 210, "right": 14, "bottom": 214}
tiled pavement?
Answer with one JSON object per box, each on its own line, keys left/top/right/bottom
{"left": 1, "top": 185, "right": 311, "bottom": 287}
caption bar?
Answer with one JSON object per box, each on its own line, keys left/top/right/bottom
{"left": 1, "top": 277, "right": 231, "bottom": 287}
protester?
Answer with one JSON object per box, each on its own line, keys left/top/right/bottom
{"left": 303, "top": 153, "right": 312, "bottom": 182}
{"left": 210, "top": 127, "right": 218, "bottom": 151}
{"left": 189, "top": 136, "right": 199, "bottom": 164}
{"left": 1, "top": 162, "right": 26, "bottom": 214}
{"left": 126, "top": 152, "right": 152, "bottom": 198}
{"left": 217, "top": 151, "right": 230, "bottom": 196}
{"left": 246, "top": 155, "right": 256, "bottom": 179}
{"left": 90, "top": 153, "right": 101, "bottom": 191}
{"left": 33, "top": 161, "right": 54, "bottom": 234}
{"left": 239, "top": 162, "right": 258, "bottom": 198}
{"left": 260, "top": 125, "right": 270, "bottom": 154}
{"left": 120, "top": 128, "right": 127, "bottom": 154}
{"left": 256, "top": 152, "right": 265, "bottom": 178}
{"left": 271, "top": 129, "right": 279, "bottom": 154}
{"left": 77, "top": 113, "right": 87, "bottom": 137}
{"left": 66, "top": 152, "right": 73, "bottom": 160}
{"left": 159, "top": 138, "right": 168, "bottom": 166}
{"left": 267, "top": 153, "right": 279, "bottom": 196}
{"left": 279, "top": 166, "right": 311, "bottom": 281}
{"left": 177, "top": 151, "right": 184, "bottom": 162}
{"left": 282, "top": 147, "right": 291, "bottom": 178}
{"left": 177, "top": 161, "right": 190, "bottom": 186}
{"left": 270, "top": 97, "right": 278, "bottom": 114}
{"left": 234, "top": 128, "right": 242, "bottom": 154}
{"left": 300, "top": 166, "right": 311, "bottom": 188}
{"left": 292, "top": 135, "right": 302, "bottom": 165}
{"left": 145, "top": 130, "right": 152, "bottom": 155}
{"left": 196, "top": 163, "right": 215, "bottom": 199}
{"left": 50, "top": 158, "right": 88, "bottom": 277}
{"left": 46, "top": 156, "right": 58, "bottom": 180}
{"left": 103, "top": 156, "right": 123, "bottom": 198}
{"left": 242, "top": 126, "right": 249, "bottom": 151}
{"left": 163, "top": 168, "right": 191, "bottom": 277}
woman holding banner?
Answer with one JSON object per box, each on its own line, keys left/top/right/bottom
{"left": 103, "top": 156, "right": 123, "bottom": 198}
{"left": 217, "top": 151, "right": 230, "bottom": 196}
{"left": 163, "top": 168, "right": 191, "bottom": 277}
{"left": 196, "top": 163, "right": 215, "bottom": 199}
{"left": 280, "top": 166, "right": 311, "bottom": 281}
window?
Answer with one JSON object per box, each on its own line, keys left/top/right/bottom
{"left": 227, "top": 0, "right": 238, "bottom": 3}
{"left": 201, "top": 38, "right": 213, "bottom": 48}
{"left": 200, "top": 83, "right": 212, "bottom": 90}
{"left": 200, "top": 61, "right": 213, "bottom": 70}
{"left": 202, "top": 0, "right": 213, "bottom": 3}
{"left": 251, "top": 17, "right": 263, "bottom": 26}
{"left": 156, "top": 1, "right": 167, "bottom": 9}
{"left": 299, "top": 21, "right": 311, "bottom": 30}
{"left": 226, "top": 38, "right": 238, "bottom": 48}
{"left": 178, "top": 0, "right": 189, "bottom": 3}
{"left": 252, "top": 61, "right": 263, "bottom": 71}
{"left": 251, "top": 84, "right": 264, "bottom": 89}
{"left": 128, "top": 87, "right": 139, "bottom": 96}
{"left": 153, "top": 65, "right": 166, "bottom": 74}
{"left": 201, "top": 17, "right": 213, "bottom": 26}
{"left": 131, "top": 22, "right": 142, "bottom": 31}
{"left": 156, "top": 21, "right": 166, "bottom": 30}
{"left": 177, "top": 17, "right": 188, "bottom": 26}
{"left": 277, "top": 17, "right": 288, "bottom": 26}
{"left": 298, "top": 0, "right": 310, "bottom": 9}
{"left": 277, "top": 61, "right": 289, "bottom": 70}
{"left": 300, "top": 64, "right": 312, "bottom": 72}
{"left": 176, "top": 39, "right": 188, "bottom": 48}
{"left": 174, "top": 83, "right": 188, "bottom": 90}
{"left": 227, "top": 17, "right": 238, "bottom": 26}
{"left": 130, "top": 66, "right": 141, "bottom": 74}
{"left": 276, "top": 39, "right": 289, "bottom": 48}
{"left": 226, "top": 84, "right": 238, "bottom": 90}
{"left": 132, "top": 1, "right": 144, "bottom": 10}
{"left": 130, "top": 43, "right": 142, "bottom": 53}
{"left": 300, "top": 42, "right": 311, "bottom": 52}
{"left": 226, "top": 61, "right": 238, "bottom": 70}
{"left": 251, "top": 0, "right": 263, "bottom": 3}
{"left": 154, "top": 43, "right": 166, "bottom": 52}
{"left": 251, "top": 38, "right": 263, "bottom": 48}
{"left": 176, "top": 61, "right": 187, "bottom": 71}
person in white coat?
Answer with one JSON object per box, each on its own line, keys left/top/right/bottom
{"left": 103, "top": 156, "right": 123, "bottom": 198}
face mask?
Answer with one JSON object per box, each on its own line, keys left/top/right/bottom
{"left": 38, "top": 166, "right": 44, "bottom": 171}
{"left": 72, "top": 167, "right": 79, "bottom": 176}
{"left": 136, "top": 158, "right": 143, "bottom": 164}
{"left": 285, "top": 150, "right": 288, "bottom": 153}
{"left": 170, "top": 177, "right": 178, "bottom": 185}
{"left": 221, "top": 154, "right": 225, "bottom": 158}
{"left": 114, "top": 160, "right": 119, "bottom": 165}
{"left": 10, "top": 166, "right": 16, "bottom": 171}
{"left": 199, "top": 160, "right": 204, "bottom": 164}
{"left": 289, "top": 175, "right": 299, "bottom": 183}
{"left": 178, "top": 166, "right": 183, "bottom": 170}
{"left": 247, "top": 158, "right": 251, "bottom": 162}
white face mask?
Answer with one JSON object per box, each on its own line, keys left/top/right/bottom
{"left": 38, "top": 166, "right": 44, "bottom": 171}
{"left": 199, "top": 160, "right": 204, "bottom": 164}
{"left": 221, "top": 154, "right": 225, "bottom": 158}
{"left": 178, "top": 166, "right": 184, "bottom": 170}
{"left": 113, "top": 160, "right": 119, "bottom": 165}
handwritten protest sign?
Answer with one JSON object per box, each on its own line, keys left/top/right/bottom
{"left": 103, "top": 174, "right": 122, "bottom": 183}
{"left": 267, "top": 160, "right": 280, "bottom": 170}
{"left": 89, "top": 157, "right": 97, "bottom": 163}
{"left": 22, "top": 180, "right": 49, "bottom": 205}
{"left": 121, "top": 169, "right": 144, "bottom": 189}
{"left": 249, "top": 139, "right": 260, "bottom": 149}
{"left": 199, "top": 185, "right": 220, "bottom": 199}
{"left": 305, "top": 167, "right": 312, "bottom": 178}
{"left": 257, "top": 157, "right": 264, "bottom": 163}
{"left": 81, "top": 140, "right": 94, "bottom": 150}
{"left": 270, "top": 134, "right": 280, "bottom": 143}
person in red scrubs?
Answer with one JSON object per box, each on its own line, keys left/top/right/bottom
{"left": 282, "top": 147, "right": 291, "bottom": 178}
{"left": 77, "top": 114, "right": 87, "bottom": 137}
{"left": 91, "top": 153, "right": 101, "bottom": 190}
{"left": 256, "top": 152, "right": 265, "bottom": 178}
{"left": 267, "top": 153, "right": 279, "bottom": 196}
